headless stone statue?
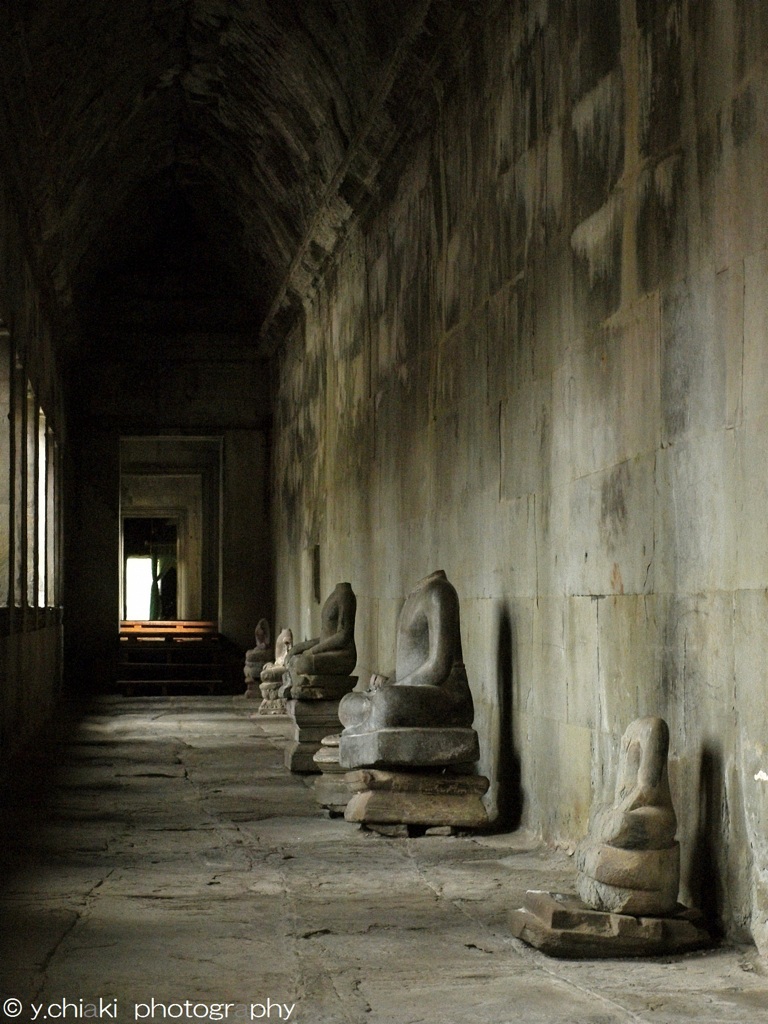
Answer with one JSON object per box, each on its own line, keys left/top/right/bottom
{"left": 287, "top": 582, "right": 357, "bottom": 676}
{"left": 283, "top": 582, "right": 357, "bottom": 699}
{"left": 245, "top": 619, "right": 271, "bottom": 672}
{"left": 243, "top": 619, "right": 272, "bottom": 698}
{"left": 576, "top": 716, "right": 680, "bottom": 915}
{"left": 339, "top": 570, "right": 477, "bottom": 769}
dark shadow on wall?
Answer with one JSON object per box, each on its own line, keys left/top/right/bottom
{"left": 690, "top": 742, "right": 725, "bottom": 938}
{"left": 494, "top": 602, "right": 523, "bottom": 831}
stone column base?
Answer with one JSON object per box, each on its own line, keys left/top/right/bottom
{"left": 312, "top": 736, "right": 350, "bottom": 815}
{"left": 284, "top": 699, "right": 344, "bottom": 773}
{"left": 509, "top": 891, "right": 712, "bottom": 958}
{"left": 343, "top": 769, "right": 489, "bottom": 828}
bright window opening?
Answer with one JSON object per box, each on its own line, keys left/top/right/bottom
{"left": 125, "top": 556, "right": 153, "bottom": 620}
{"left": 37, "top": 408, "right": 47, "bottom": 607}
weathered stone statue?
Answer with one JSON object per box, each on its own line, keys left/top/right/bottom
{"left": 243, "top": 619, "right": 272, "bottom": 699}
{"left": 576, "top": 716, "right": 679, "bottom": 916}
{"left": 339, "top": 570, "right": 487, "bottom": 831}
{"left": 509, "top": 715, "right": 712, "bottom": 957}
{"left": 339, "top": 569, "right": 478, "bottom": 768}
{"left": 283, "top": 581, "right": 357, "bottom": 698}
{"left": 257, "top": 627, "right": 292, "bottom": 714}
{"left": 282, "top": 583, "right": 358, "bottom": 772}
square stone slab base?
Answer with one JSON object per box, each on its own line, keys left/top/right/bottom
{"left": 344, "top": 769, "right": 489, "bottom": 828}
{"left": 284, "top": 699, "right": 344, "bottom": 773}
{"left": 312, "top": 736, "right": 350, "bottom": 815}
{"left": 509, "top": 891, "right": 712, "bottom": 959}
{"left": 339, "top": 727, "right": 480, "bottom": 769}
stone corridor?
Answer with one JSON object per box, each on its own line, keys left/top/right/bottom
{"left": 1, "top": 698, "right": 765, "bottom": 1024}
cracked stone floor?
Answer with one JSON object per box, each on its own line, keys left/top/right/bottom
{"left": 1, "top": 696, "right": 766, "bottom": 1024}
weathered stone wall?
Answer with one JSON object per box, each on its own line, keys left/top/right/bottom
{"left": 272, "top": 0, "right": 768, "bottom": 950}
{"left": 0, "top": 177, "right": 65, "bottom": 764}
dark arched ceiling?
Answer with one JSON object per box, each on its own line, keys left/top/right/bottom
{"left": 0, "top": 0, "right": 472, "bottom": 353}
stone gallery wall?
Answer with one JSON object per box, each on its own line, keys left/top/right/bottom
{"left": 0, "top": 178, "right": 65, "bottom": 764}
{"left": 272, "top": 1, "right": 768, "bottom": 949}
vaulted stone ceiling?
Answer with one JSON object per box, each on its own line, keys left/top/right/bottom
{"left": 0, "top": 0, "right": 474, "bottom": 354}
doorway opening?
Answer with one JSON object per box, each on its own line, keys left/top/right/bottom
{"left": 123, "top": 517, "right": 178, "bottom": 620}
{"left": 119, "top": 436, "right": 221, "bottom": 627}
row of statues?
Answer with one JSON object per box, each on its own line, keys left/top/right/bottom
{"left": 245, "top": 572, "right": 475, "bottom": 757}
{"left": 244, "top": 574, "right": 711, "bottom": 956}
{"left": 245, "top": 571, "right": 486, "bottom": 816}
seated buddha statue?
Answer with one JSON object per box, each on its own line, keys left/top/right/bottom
{"left": 244, "top": 618, "right": 271, "bottom": 692}
{"left": 339, "top": 570, "right": 477, "bottom": 768}
{"left": 283, "top": 582, "right": 357, "bottom": 698}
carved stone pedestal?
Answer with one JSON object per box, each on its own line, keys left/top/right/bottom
{"left": 339, "top": 727, "right": 479, "bottom": 770}
{"left": 312, "top": 735, "right": 350, "bottom": 816}
{"left": 284, "top": 698, "right": 349, "bottom": 773}
{"left": 257, "top": 676, "right": 287, "bottom": 716}
{"left": 343, "top": 768, "right": 489, "bottom": 829}
{"left": 509, "top": 891, "right": 712, "bottom": 958}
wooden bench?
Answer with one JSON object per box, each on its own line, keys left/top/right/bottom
{"left": 119, "top": 620, "right": 219, "bottom": 642}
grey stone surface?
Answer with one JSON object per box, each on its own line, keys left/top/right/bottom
{"left": 339, "top": 727, "right": 479, "bottom": 770}
{"left": 312, "top": 736, "right": 351, "bottom": 816}
{"left": 2, "top": 697, "right": 766, "bottom": 1024}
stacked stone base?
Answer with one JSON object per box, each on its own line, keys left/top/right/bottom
{"left": 576, "top": 841, "right": 680, "bottom": 916}
{"left": 256, "top": 673, "right": 288, "bottom": 716}
{"left": 509, "top": 891, "right": 711, "bottom": 958}
{"left": 284, "top": 675, "right": 357, "bottom": 772}
{"left": 344, "top": 769, "right": 489, "bottom": 829}
{"left": 313, "top": 736, "right": 350, "bottom": 815}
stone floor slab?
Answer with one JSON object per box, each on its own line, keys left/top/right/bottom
{"left": 1, "top": 696, "right": 765, "bottom": 1024}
